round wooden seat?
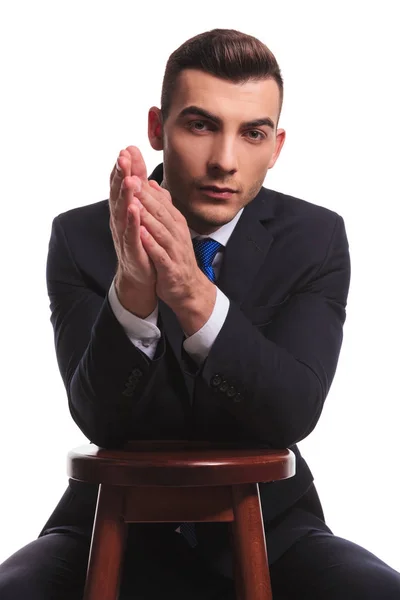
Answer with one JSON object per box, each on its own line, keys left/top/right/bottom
{"left": 67, "top": 441, "right": 295, "bottom": 487}
{"left": 68, "top": 441, "right": 296, "bottom": 600}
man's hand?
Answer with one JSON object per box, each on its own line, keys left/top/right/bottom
{"left": 133, "top": 179, "right": 217, "bottom": 335}
{"left": 109, "top": 146, "right": 157, "bottom": 318}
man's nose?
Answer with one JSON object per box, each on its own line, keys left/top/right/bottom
{"left": 207, "top": 138, "right": 238, "bottom": 175}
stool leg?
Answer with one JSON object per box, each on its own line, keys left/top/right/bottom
{"left": 83, "top": 484, "right": 127, "bottom": 600}
{"left": 231, "top": 483, "right": 272, "bottom": 600}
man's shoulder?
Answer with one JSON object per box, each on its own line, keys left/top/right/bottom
{"left": 54, "top": 199, "right": 109, "bottom": 228}
{"left": 263, "top": 187, "right": 341, "bottom": 222}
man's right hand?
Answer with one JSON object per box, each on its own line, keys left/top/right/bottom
{"left": 109, "top": 146, "right": 157, "bottom": 318}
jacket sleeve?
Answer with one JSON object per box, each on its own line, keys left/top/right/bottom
{"left": 197, "top": 214, "right": 351, "bottom": 448}
{"left": 46, "top": 215, "right": 168, "bottom": 447}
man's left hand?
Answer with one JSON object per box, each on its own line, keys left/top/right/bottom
{"left": 133, "top": 178, "right": 216, "bottom": 335}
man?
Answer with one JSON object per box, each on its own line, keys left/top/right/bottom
{"left": 0, "top": 28, "right": 399, "bottom": 599}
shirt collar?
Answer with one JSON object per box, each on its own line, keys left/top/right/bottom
{"left": 189, "top": 208, "right": 243, "bottom": 247}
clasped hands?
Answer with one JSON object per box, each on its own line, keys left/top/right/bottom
{"left": 109, "top": 146, "right": 216, "bottom": 336}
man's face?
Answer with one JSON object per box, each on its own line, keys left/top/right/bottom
{"left": 149, "top": 69, "right": 285, "bottom": 233}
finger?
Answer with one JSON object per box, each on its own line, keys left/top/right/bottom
{"left": 140, "top": 225, "right": 172, "bottom": 272}
{"left": 136, "top": 193, "right": 177, "bottom": 254}
{"left": 138, "top": 201, "right": 174, "bottom": 254}
{"left": 147, "top": 179, "right": 183, "bottom": 223}
{"left": 136, "top": 184, "right": 177, "bottom": 232}
{"left": 110, "top": 149, "right": 131, "bottom": 184}
{"left": 109, "top": 157, "right": 123, "bottom": 186}
{"left": 148, "top": 179, "right": 171, "bottom": 200}
{"left": 110, "top": 146, "right": 142, "bottom": 202}
{"left": 109, "top": 150, "right": 131, "bottom": 213}
{"left": 115, "top": 177, "right": 142, "bottom": 236}
{"left": 109, "top": 148, "right": 145, "bottom": 239}
{"left": 126, "top": 146, "right": 148, "bottom": 182}
{"left": 148, "top": 179, "right": 175, "bottom": 208}
{"left": 123, "top": 203, "right": 142, "bottom": 251}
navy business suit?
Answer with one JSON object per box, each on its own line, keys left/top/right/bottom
{"left": 1, "top": 163, "right": 399, "bottom": 598}
{"left": 46, "top": 160, "right": 347, "bottom": 564}
{"left": 42, "top": 161, "right": 349, "bottom": 540}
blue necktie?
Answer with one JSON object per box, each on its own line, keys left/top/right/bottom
{"left": 179, "top": 238, "right": 222, "bottom": 548}
{"left": 192, "top": 237, "right": 222, "bottom": 284}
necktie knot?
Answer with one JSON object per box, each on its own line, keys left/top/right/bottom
{"left": 192, "top": 237, "right": 222, "bottom": 283}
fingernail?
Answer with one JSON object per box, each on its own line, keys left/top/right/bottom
{"left": 116, "top": 160, "right": 122, "bottom": 172}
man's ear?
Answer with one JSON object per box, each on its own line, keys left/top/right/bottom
{"left": 268, "top": 128, "right": 286, "bottom": 170}
{"left": 148, "top": 107, "right": 163, "bottom": 151}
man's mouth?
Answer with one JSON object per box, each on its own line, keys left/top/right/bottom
{"left": 200, "top": 185, "right": 238, "bottom": 193}
{"left": 198, "top": 186, "right": 238, "bottom": 199}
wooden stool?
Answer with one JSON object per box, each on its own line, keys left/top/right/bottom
{"left": 67, "top": 440, "right": 295, "bottom": 600}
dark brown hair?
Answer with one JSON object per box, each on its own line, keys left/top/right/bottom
{"left": 160, "top": 29, "right": 284, "bottom": 123}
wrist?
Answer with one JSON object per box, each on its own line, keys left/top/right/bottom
{"left": 172, "top": 279, "right": 216, "bottom": 336}
{"left": 115, "top": 270, "right": 157, "bottom": 318}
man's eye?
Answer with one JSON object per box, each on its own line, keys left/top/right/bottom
{"left": 188, "top": 120, "right": 209, "bottom": 131}
{"left": 246, "top": 130, "right": 265, "bottom": 141}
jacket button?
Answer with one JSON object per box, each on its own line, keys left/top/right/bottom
{"left": 211, "top": 374, "right": 222, "bottom": 387}
{"left": 226, "top": 386, "right": 236, "bottom": 398}
{"left": 233, "top": 392, "right": 243, "bottom": 403}
{"left": 219, "top": 380, "right": 229, "bottom": 393}
{"left": 131, "top": 368, "right": 142, "bottom": 378}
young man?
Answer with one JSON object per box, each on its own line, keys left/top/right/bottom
{"left": 0, "top": 28, "right": 399, "bottom": 599}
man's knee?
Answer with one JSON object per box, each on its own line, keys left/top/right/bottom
{"left": 352, "top": 567, "right": 400, "bottom": 600}
{"left": 0, "top": 532, "right": 89, "bottom": 600}
{"left": 328, "top": 556, "right": 400, "bottom": 600}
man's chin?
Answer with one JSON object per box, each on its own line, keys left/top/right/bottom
{"left": 186, "top": 207, "right": 237, "bottom": 233}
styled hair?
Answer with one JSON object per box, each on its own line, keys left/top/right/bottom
{"left": 160, "top": 29, "right": 283, "bottom": 123}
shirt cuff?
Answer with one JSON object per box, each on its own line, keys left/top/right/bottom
{"left": 108, "top": 279, "right": 161, "bottom": 359}
{"left": 183, "top": 287, "right": 230, "bottom": 365}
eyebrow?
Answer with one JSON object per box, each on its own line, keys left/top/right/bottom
{"left": 178, "top": 105, "right": 276, "bottom": 130}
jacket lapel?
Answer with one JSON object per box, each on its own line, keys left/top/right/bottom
{"left": 216, "top": 187, "right": 276, "bottom": 307}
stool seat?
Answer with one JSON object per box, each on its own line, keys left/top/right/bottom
{"left": 67, "top": 440, "right": 296, "bottom": 600}
{"left": 67, "top": 440, "right": 295, "bottom": 487}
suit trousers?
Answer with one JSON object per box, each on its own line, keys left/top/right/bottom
{"left": 0, "top": 520, "right": 399, "bottom": 599}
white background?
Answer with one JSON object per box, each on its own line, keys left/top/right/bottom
{"left": 0, "top": 0, "right": 399, "bottom": 573}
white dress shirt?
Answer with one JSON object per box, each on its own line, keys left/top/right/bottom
{"left": 108, "top": 198, "right": 243, "bottom": 365}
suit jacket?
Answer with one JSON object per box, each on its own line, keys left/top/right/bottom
{"left": 40, "top": 162, "right": 350, "bottom": 566}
